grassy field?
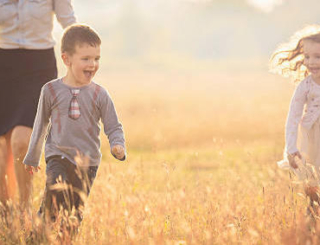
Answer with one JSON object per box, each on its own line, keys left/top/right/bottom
{"left": 1, "top": 71, "right": 319, "bottom": 244}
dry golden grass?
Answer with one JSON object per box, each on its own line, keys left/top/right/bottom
{"left": 1, "top": 71, "right": 320, "bottom": 244}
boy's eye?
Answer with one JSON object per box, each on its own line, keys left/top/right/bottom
{"left": 82, "top": 57, "right": 89, "bottom": 61}
{"left": 95, "top": 57, "right": 100, "bottom": 61}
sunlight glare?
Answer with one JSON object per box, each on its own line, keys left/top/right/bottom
{"left": 247, "top": 0, "right": 283, "bottom": 13}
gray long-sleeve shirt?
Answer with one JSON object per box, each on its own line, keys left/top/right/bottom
{"left": 24, "top": 78, "right": 126, "bottom": 167}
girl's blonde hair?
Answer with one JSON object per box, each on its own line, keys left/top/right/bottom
{"left": 270, "top": 25, "right": 320, "bottom": 82}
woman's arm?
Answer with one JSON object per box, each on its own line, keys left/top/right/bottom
{"left": 53, "top": 0, "right": 77, "bottom": 28}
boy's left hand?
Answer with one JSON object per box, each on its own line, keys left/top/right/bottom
{"left": 25, "top": 165, "right": 41, "bottom": 175}
{"left": 111, "top": 145, "right": 125, "bottom": 160}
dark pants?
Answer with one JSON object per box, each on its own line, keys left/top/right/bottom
{"left": 39, "top": 156, "right": 98, "bottom": 224}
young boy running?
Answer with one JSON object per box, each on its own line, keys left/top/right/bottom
{"left": 23, "top": 24, "right": 126, "bottom": 234}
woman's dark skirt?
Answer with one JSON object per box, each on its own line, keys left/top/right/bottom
{"left": 0, "top": 48, "right": 57, "bottom": 136}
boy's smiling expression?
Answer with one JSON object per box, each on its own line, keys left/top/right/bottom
{"left": 303, "top": 40, "right": 320, "bottom": 84}
{"left": 62, "top": 44, "right": 101, "bottom": 87}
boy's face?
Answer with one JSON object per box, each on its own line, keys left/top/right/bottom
{"left": 62, "top": 44, "right": 101, "bottom": 86}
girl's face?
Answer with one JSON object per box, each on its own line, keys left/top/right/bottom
{"left": 303, "top": 40, "right": 320, "bottom": 81}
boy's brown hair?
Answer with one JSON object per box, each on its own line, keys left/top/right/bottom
{"left": 61, "top": 24, "right": 101, "bottom": 55}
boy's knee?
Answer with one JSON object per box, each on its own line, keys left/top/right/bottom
{"left": 46, "top": 173, "right": 69, "bottom": 203}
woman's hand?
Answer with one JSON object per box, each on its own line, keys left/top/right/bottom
{"left": 287, "top": 151, "right": 302, "bottom": 169}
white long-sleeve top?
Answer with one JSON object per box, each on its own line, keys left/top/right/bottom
{"left": 285, "top": 76, "right": 320, "bottom": 154}
{"left": 0, "top": 0, "right": 76, "bottom": 49}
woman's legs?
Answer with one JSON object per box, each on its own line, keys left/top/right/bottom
{"left": 0, "top": 132, "right": 16, "bottom": 207}
{"left": 0, "top": 135, "right": 9, "bottom": 206}
{"left": 10, "top": 126, "right": 33, "bottom": 209}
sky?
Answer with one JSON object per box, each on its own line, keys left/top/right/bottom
{"left": 53, "top": 0, "right": 320, "bottom": 73}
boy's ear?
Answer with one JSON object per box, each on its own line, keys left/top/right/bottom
{"left": 61, "top": 52, "right": 71, "bottom": 66}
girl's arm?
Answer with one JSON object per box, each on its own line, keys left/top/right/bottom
{"left": 53, "top": 0, "right": 77, "bottom": 29}
{"left": 23, "top": 85, "right": 51, "bottom": 167}
{"left": 285, "top": 80, "right": 308, "bottom": 154}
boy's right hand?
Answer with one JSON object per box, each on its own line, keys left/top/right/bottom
{"left": 25, "top": 165, "right": 41, "bottom": 175}
{"left": 287, "top": 151, "right": 302, "bottom": 169}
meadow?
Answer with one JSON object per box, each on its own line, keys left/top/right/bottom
{"left": 1, "top": 70, "right": 319, "bottom": 244}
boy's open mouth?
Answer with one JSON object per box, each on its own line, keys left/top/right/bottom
{"left": 84, "top": 71, "right": 94, "bottom": 78}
